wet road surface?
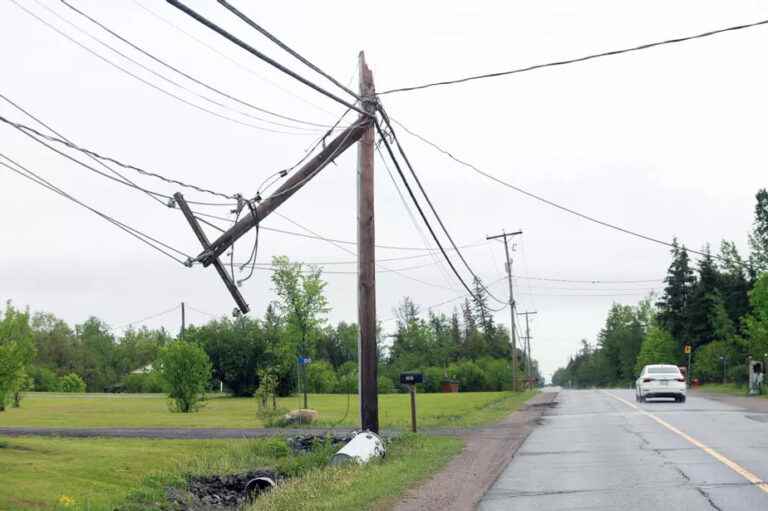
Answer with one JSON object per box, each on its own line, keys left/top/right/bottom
{"left": 479, "top": 389, "right": 768, "bottom": 510}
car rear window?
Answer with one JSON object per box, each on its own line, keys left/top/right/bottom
{"left": 648, "top": 367, "right": 680, "bottom": 375}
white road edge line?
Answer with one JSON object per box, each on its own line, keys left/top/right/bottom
{"left": 601, "top": 390, "right": 768, "bottom": 494}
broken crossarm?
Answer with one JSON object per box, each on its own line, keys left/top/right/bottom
{"left": 195, "top": 117, "right": 370, "bottom": 268}
{"left": 174, "top": 191, "right": 250, "bottom": 314}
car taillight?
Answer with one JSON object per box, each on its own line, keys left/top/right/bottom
{"left": 676, "top": 378, "right": 685, "bottom": 382}
{"left": 643, "top": 378, "right": 654, "bottom": 383}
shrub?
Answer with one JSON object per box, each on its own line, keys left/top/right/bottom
{"left": 29, "top": 366, "right": 59, "bottom": 392}
{"left": 377, "top": 375, "right": 396, "bottom": 394}
{"left": 158, "top": 341, "right": 212, "bottom": 413}
{"left": 449, "top": 360, "right": 485, "bottom": 391}
{"left": 59, "top": 373, "right": 86, "bottom": 393}
{"left": 306, "top": 360, "right": 338, "bottom": 394}
{"left": 122, "top": 372, "right": 166, "bottom": 393}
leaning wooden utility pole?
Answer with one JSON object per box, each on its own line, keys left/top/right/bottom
{"left": 181, "top": 302, "right": 186, "bottom": 340}
{"left": 487, "top": 230, "right": 523, "bottom": 391}
{"left": 357, "top": 52, "right": 378, "bottom": 433}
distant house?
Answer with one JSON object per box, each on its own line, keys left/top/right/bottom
{"left": 130, "top": 364, "right": 153, "bottom": 375}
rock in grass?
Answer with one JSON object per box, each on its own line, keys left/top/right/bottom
{"left": 282, "top": 409, "right": 319, "bottom": 425}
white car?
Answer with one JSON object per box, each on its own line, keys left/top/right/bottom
{"left": 635, "top": 364, "right": 687, "bottom": 403}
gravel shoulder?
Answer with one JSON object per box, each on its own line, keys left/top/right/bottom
{"left": 390, "top": 389, "right": 559, "bottom": 511}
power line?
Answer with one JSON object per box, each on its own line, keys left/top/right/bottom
{"left": 376, "top": 144, "right": 458, "bottom": 289}
{"left": 390, "top": 116, "right": 716, "bottom": 260}
{"left": 166, "top": 0, "right": 367, "bottom": 116}
{"left": 11, "top": 0, "right": 319, "bottom": 137}
{"left": 379, "top": 105, "right": 507, "bottom": 306}
{"left": 131, "top": 0, "right": 335, "bottom": 117}
{"left": 192, "top": 209, "right": 488, "bottom": 252}
{"left": 59, "top": 0, "right": 333, "bottom": 131}
{"left": 0, "top": 153, "right": 190, "bottom": 264}
{"left": 0, "top": 114, "right": 236, "bottom": 201}
{"left": 216, "top": 0, "right": 360, "bottom": 101}
{"left": 114, "top": 304, "right": 180, "bottom": 330}
{"left": 374, "top": 118, "right": 480, "bottom": 301}
{"left": 380, "top": 17, "right": 768, "bottom": 95}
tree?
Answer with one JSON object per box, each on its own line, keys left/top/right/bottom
{"left": 692, "top": 341, "right": 740, "bottom": 383}
{"left": 687, "top": 246, "right": 726, "bottom": 347}
{"left": 748, "top": 188, "right": 768, "bottom": 274}
{"left": 158, "top": 341, "right": 212, "bottom": 413}
{"left": 657, "top": 239, "right": 696, "bottom": 346}
{"left": 271, "top": 256, "right": 329, "bottom": 408}
{"left": 744, "top": 274, "right": 768, "bottom": 361}
{"left": 0, "top": 302, "right": 36, "bottom": 410}
{"left": 635, "top": 324, "right": 679, "bottom": 375}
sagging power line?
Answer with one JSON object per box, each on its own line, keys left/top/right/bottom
{"left": 380, "top": 16, "right": 768, "bottom": 95}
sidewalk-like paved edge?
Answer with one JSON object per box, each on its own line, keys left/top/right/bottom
{"left": 391, "top": 390, "right": 559, "bottom": 511}
{"left": 689, "top": 388, "right": 768, "bottom": 413}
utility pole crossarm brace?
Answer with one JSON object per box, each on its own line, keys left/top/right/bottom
{"left": 174, "top": 192, "right": 250, "bottom": 314}
{"left": 195, "top": 118, "right": 370, "bottom": 267}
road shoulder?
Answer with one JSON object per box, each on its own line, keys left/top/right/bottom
{"left": 689, "top": 388, "right": 768, "bottom": 413}
{"left": 391, "top": 390, "right": 558, "bottom": 511}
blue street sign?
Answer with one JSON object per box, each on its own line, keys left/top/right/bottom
{"left": 298, "top": 356, "right": 312, "bottom": 366}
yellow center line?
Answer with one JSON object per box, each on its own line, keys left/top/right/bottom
{"left": 602, "top": 390, "right": 768, "bottom": 494}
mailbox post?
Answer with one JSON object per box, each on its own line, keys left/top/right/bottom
{"left": 400, "top": 372, "right": 423, "bottom": 433}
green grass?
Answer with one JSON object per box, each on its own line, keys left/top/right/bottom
{"left": 0, "top": 436, "right": 234, "bottom": 510}
{"left": 695, "top": 383, "right": 766, "bottom": 397}
{"left": 0, "top": 434, "right": 463, "bottom": 511}
{"left": 1, "top": 390, "right": 537, "bottom": 429}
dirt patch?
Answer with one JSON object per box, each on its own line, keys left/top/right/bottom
{"left": 168, "top": 470, "right": 280, "bottom": 510}
{"left": 392, "top": 390, "right": 558, "bottom": 511}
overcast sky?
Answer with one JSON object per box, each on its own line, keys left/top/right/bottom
{"left": 2, "top": 0, "right": 766, "bottom": 380}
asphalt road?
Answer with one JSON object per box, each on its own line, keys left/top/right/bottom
{"left": 479, "top": 389, "right": 768, "bottom": 510}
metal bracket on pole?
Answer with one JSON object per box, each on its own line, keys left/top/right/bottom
{"left": 174, "top": 192, "right": 250, "bottom": 314}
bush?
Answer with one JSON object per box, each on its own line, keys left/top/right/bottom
{"left": 449, "top": 360, "right": 485, "bottom": 391}
{"left": 306, "top": 360, "right": 338, "bottom": 394}
{"left": 692, "top": 340, "right": 741, "bottom": 383}
{"left": 29, "top": 366, "right": 59, "bottom": 392}
{"left": 59, "top": 373, "right": 86, "bottom": 393}
{"left": 377, "top": 375, "right": 396, "bottom": 394}
{"left": 158, "top": 341, "right": 212, "bottom": 413}
{"left": 122, "top": 372, "right": 166, "bottom": 393}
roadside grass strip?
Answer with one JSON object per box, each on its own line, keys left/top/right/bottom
{"left": 602, "top": 390, "right": 768, "bottom": 495}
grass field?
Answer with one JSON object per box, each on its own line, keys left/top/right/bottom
{"left": 0, "top": 434, "right": 463, "bottom": 511}
{"left": 0, "top": 390, "right": 537, "bottom": 429}
{"left": 695, "top": 383, "right": 766, "bottom": 397}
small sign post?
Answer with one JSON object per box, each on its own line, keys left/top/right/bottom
{"left": 400, "top": 372, "right": 423, "bottom": 433}
{"left": 684, "top": 345, "right": 692, "bottom": 386}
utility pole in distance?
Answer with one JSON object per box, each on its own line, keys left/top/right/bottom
{"left": 357, "top": 52, "right": 379, "bottom": 433}
{"left": 181, "top": 302, "right": 186, "bottom": 340}
{"left": 487, "top": 230, "right": 523, "bottom": 391}
{"left": 518, "top": 311, "right": 537, "bottom": 389}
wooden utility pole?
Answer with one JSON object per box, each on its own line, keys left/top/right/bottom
{"left": 518, "top": 311, "right": 537, "bottom": 388}
{"left": 487, "top": 230, "right": 523, "bottom": 391}
{"left": 181, "top": 302, "right": 186, "bottom": 340}
{"left": 357, "top": 52, "right": 379, "bottom": 433}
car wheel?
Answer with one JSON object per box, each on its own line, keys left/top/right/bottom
{"left": 680, "top": 395, "right": 686, "bottom": 403}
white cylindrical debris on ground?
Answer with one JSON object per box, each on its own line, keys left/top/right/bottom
{"left": 330, "top": 431, "right": 385, "bottom": 465}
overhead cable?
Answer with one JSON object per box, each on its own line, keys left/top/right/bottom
{"left": 166, "top": 0, "right": 368, "bottom": 116}
{"left": 380, "top": 17, "right": 768, "bottom": 95}
{"left": 379, "top": 105, "right": 507, "bottom": 305}
{"left": 59, "top": 0, "right": 333, "bottom": 130}
{"left": 390, "top": 117, "right": 716, "bottom": 260}
{"left": 0, "top": 154, "right": 190, "bottom": 264}
{"left": 11, "top": 0, "right": 318, "bottom": 136}
{"left": 216, "top": 0, "right": 360, "bottom": 101}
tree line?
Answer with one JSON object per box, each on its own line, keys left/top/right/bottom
{"left": 0, "top": 255, "right": 538, "bottom": 408}
{"left": 553, "top": 189, "right": 768, "bottom": 388}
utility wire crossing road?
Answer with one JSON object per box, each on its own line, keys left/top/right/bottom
{"left": 481, "top": 389, "right": 768, "bottom": 510}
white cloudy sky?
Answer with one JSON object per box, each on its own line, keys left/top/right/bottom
{"left": 1, "top": 0, "right": 766, "bottom": 380}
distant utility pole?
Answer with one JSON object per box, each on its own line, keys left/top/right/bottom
{"left": 181, "top": 302, "right": 186, "bottom": 340}
{"left": 518, "top": 311, "right": 537, "bottom": 388}
{"left": 357, "top": 52, "right": 379, "bottom": 433}
{"left": 487, "top": 230, "right": 523, "bottom": 391}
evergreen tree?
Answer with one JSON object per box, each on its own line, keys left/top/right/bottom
{"left": 687, "top": 246, "right": 724, "bottom": 347}
{"left": 748, "top": 188, "right": 768, "bottom": 274}
{"left": 718, "top": 240, "right": 751, "bottom": 332}
{"left": 657, "top": 238, "right": 696, "bottom": 346}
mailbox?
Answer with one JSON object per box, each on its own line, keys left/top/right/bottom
{"left": 400, "top": 372, "right": 423, "bottom": 385}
